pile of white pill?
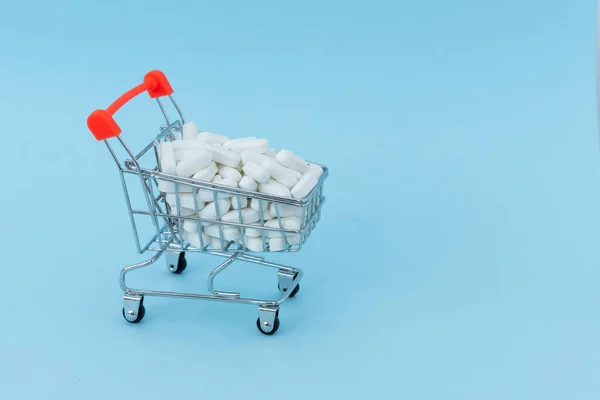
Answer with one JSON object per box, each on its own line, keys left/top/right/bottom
{"left": 157, "top": 122, "right": 323, "bottom": 252}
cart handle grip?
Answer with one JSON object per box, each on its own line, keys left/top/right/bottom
{"left": 87, "top": 70, "right": 174, "bottom": 141}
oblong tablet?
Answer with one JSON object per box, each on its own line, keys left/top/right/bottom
{"left": 159, "top": 142, "right": 176, "bottom": 174}
{"left": 269, "top": 203, "right": 303, "bottom": 218}
{"left": 197, "top": 131, "right": 229, "bottom": 144}
{"left": 176, "top": 149, "right": 212, "bottom": 177}
{"left": 208, "top": 144, "right": 241, "bottom": 167}
{"left": 249, "top": 198, "right": 269, "bottom": 211}
{"left": 204, "top": 224, "right": 241, "bottom": 241}
{"left": 306, "top": 163, "right": 323, "bottom": 178}
{"left": 245, "top": 236, "right": 265, "bottom": 252}
{"left": 241, "top": 151, "right": 268, "bottom": 166}
{"left": 264, "top": 217, "right": 301, "bottom": 237}
{"left": 221, "top": 208, "right": 260, "bottom": 224}
{"left": 258, "top": 179, "right": 292, "bottom": 198}
{"left": 291, "top": 173, "right": 319, "bottom": 199}
{"left": 192, "top": 161, "right": 218, "bottom": 182}
{"left": 242, "top": 161, "right": 270, "bottom": 183}
{"left": 238, "top": 176, "right": 258, "bottom": 192}
{"left": 261, "top": 159, "right": 298, "bottom": 189}
{"left": 276, "top": 149, "right": 307, "bottom": 173}
{"left": 231, "top": 195, "right": 248, "bottom": 209}
{"left": 224, "top": 138, "right": 268, "bottom": 154}
{"left": 218, "top": 165, "right": 243, "bottom": 182}
{"left": 183, "top": 230, "right": 209, "bottom": 249}
{"left": 182, "top": 122, "right": 199, "bottom": 141}
{"left": 166, "top": 193, "right": 204, "bottom": 210}
{"left": 210, "top": 236, "right": 229, "bottom": 250}
{"left": 198, "top": 199, "right": 231, "bottom": 220}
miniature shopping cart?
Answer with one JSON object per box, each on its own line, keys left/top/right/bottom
{"left": 87, "top": 70, "right": 327, "bottom": 335}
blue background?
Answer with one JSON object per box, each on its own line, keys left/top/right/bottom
{"left": 0, "top": 0, "right": 598, "bottom": 398}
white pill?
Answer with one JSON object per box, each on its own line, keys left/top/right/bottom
{"left": 208, "top": 144, "right": 241, "bottom": 167}
{"left": 268, "top": 237, "right": 286, "bottom": 251}
{"left": 291, "top": 173, "right": 319, "bottom": 199}
{"left": 238, "top": 176, "right": 258, "bottom": 192}
{"left": 158, "top": 180, "right": 194, "bottom": 193}
{"left": 264, "top": 217, "right": 301, "bottom": 237}
{"left": 212, "top": 174, "right": 223, "bottom": 181}
{"left": 217, "top": 165, "right": 242, "bottom": 182}
{"left": 224, "top": 138, "right": 269, "bottom": 154}
{"left": 198, "top": 199, "right": 231, "bottom": 220}
{"left": 176, "top": 149, "right": 212, "bottom": 177}
{"left": 183, "top": 230, "right": 209, "bottom": 249}
{"left": 245, "top": 236, "right": 265, "bottom": 252}
{"left": 197, "top": 131, "right": 229, "bottom": 144}
{"left": 221, "top": 208, "right": 260, "bottom": 224}
{"left": 261, "top": 159, "right": 298, "bottom": 189}
{"left": 231, "top": 196, "right": 248, "bottom": 209}
{"left": 258, "top": 179, "right": 292, "bottom": 198}
{"left": 250, "top": 198, "right": 269, "bottom": 211}
{"left": 159, "top": 142, "right": 176, "bottom": 175}
{"left": 192, "top": 161, "right": 218, "bottom": 182}
{"left": 172, "top": 140, "right": 208, "bottom": 161}
{"left": 198, "top": 176, "right": 237, "bottom": 201}
{"left": 182, "top": 122, "right": 199, "bottom": 141}
{"left": 241, "top": 151, "right": 268, "bottom": 166}
{"left": 166, "top": 193, "right": 204, "bottom": 210}
{"left": 204, "top": 224, "right": 241, "bottom": 241}
{"left": 210, "top": 236, "right": 229, "bottom": 250}
{"left": 183, "top": 219, "right": 201, "bottom": 232}
{"left": 270, "top": 203, "right": 303, "bottom": 218}
{"left": 244, "top": 222, "right": 263, "bottom": 237}
{"left": 242, "top": 161, "right": 270, "bottom": 183}
{"left": 264, "top": 148, "right": 277, "bottom": 157}
{"left": 306, "top": 163, "right": 324, "bottom": 178}
{"left": 260, "top": 207, "right": 273, "bottom": 221}
{"left": 276, "top": 149, "right": 307, "bottom": 173}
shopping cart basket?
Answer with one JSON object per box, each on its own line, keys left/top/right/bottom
{"left": 87, "top": 70, "right": 328, "bottom": 335}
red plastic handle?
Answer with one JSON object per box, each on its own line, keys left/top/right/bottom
{"left": 87, "top": 70, "right": 174, "bottom": 140}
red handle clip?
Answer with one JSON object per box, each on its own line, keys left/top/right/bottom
{"left": 87, "top": 70, "right": 174, "bottom": 141}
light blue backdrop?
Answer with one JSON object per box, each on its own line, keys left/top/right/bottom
{"left": 0, "top": 1, "right": 598, "bottom": 399}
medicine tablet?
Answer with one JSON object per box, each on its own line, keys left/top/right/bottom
{"left": 208, "top": 144, "right": 241, "bottom": 167}
{"left": 199, "top": 199, "right": 231, "bottom": 220}
{"left": 172, "top": 140, "right": 207, "bottom": 161}
{"left": 238, "top": 176, "right": 258, "bottom": 192}
{"left": 230, "top": 196, "right": 248, "bottom": 209}
{"left": 224, "top": 138, "right": 269, "bottom": 154}
{"left": 221, "top": 208, "right": 260, "bottom": 224}
{"left": 276, "top": 149, "right": 307, "bottom": 174}
{"left": 250, "top": 198, "right": 269, "bottom": 211}
{"left": 192, "top": 161, "right": 218, "bottom": 182}
{"left": 264, "top": 217, "right": 301, "bottom": 237}
{"left": 258, "top": 179, "right": 292, "bottom": 198}
{"left": 198, "top": 176, "right": 237, "bottom": 201}
{"left": 159, "top": 142, "right": 176, "bottom": 175}
{"left": 217, "top": 165, "right": 242, "bottom": 182}
{"left": 241, "top": 151, "right": 268, "bottom": 166}
{"left": 197, "top": 131, "right": 229, "bottom": 144}
{"left": 158, "top": 180, "right": 194, "bottom": 193}
{"left": 306, "top": 163, "right": 323, "bottom": 178}
{"left": 261, "top": 159, "right": 298, "bottom": 189}
{"left": 204, "top": 224, "right": 241, "bottom": 241}
{"left": 245, "top": 236, "right": 265, "bottom": 252}
{"left": 264, "top": 148, "right": 277, "bottom": 157}
{"left": 166, "top": 193, "right": 204, "bottom": 210}
{"left": 176, "top": 149, "right": 212, "bottom": 177}
{"left": 183, "top": 230, "right": 210, "bottom": 249}
{"left": 291, "top": 173, "right": 319, "bottom": 199}
{"left": 242, "top": 161, "right": 270, "bottom": 183}
{"left": 210, "top": 236, "right": 229, "bottom": 250}
{"left": 268, "top": 237, "right": 286, "bottom": 251}
{"left": 259, "top": 207, "right": 273, "bottom": 221}
{"left": 270, "top": 203, "right": 303, "bottom": 218}
{"left": 182, "top": 122, "right": 199, "bottom": 141}
{"left": 244, "top": 222, "right": 263, "bottom": 237}
{"left": 183, "top": 219, "right": 201, "bottom": 233}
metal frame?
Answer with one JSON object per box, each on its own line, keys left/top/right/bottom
{"left": 103, "top": 95, "right": 328, "bottom": 333}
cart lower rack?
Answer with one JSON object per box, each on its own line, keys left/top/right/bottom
{"left": 87, "top": 71, "right": 328, "bottom": 335}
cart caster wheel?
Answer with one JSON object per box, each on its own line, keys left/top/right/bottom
{"left": 278, "top": 283, "right": 300, "bottom": 298}
{"left": 256, "top": 316, "right": 280, "bottom": 335}
{"left": 122, "top": 304, "right": 145, "bottom": 323}
{"left": 169, "top": 252, "right": 187, "bottom": 274}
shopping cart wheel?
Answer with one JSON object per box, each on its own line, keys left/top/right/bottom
{"left": 122, "top": 304, "right": 145, "bottom": 323}
{"left": 257, "top": 306, "right": 280, "bottom": 335}
{"left": 167, "top": 252, "right": 187, "bottom": 274}
{"left": 122, "top": 295, "right": 145, "bottom": 323}
{"left": 278, "top": 283, "right": 300, "bottom": 298}
{"left": 256, "top": 316, "right": 280, "bottom": 335}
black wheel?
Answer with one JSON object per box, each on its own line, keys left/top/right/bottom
{"left": 279, "top": 283, "right": 300, "bottom": 298}
{"left": 256, "top": 316, "right": 280, "bottom": 335}
{"left": 122, "top": 304, "right": 145, "bottom": 323}
{"left": 169, "top": 252, "right": 187, "bottom": 274}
